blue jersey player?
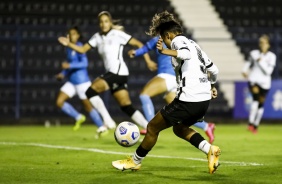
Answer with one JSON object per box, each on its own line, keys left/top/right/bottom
{"left": 56, "top": 26, "right": 112, "bottom": 137}
{"left": 128, "top": 36, "right": 216, "bottom": 143}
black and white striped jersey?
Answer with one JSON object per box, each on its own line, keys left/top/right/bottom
{"left": 242, "top": 50, "right": 276, "bottom": 89}
{"left": 88, "top": 29, "right": 132, "bottom": 76}
{"left": 171, "top": 35, "right": 219, "bottom": 102}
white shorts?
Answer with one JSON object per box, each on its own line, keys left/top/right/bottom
{"left": 60, "top": 81, "right": 91, "bottom": 100}
{"left": 157, "top": 73, "right": 177, "bottom": 92}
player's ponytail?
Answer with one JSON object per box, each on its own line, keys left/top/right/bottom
{"left": 147, "top": 11, "right": 182, "bottom": 36}
{"left": 98, "top": 11, "right": 124, "bottom": 31}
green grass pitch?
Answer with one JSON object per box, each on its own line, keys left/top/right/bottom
{"left": 0, "top": 124, "right": 282, "bottom": 184}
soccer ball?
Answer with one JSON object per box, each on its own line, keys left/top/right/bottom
{"left": 114, "top": 121, "right": 140, "bottom": 147}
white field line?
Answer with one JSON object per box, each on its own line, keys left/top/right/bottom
{"left": 0, "top": 142, "right": 263, "bottom": 166}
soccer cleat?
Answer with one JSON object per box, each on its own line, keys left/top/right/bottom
{"left": 112, "top": 157, "right": 141, "bottom": 171}
{"left": 205, "top": 123, "right": 215, "bottom": 143}
{"left": 73, "top": 115, "right": 86, "bottom": 131}
{"left": 207, "top": 145, "right": 221, "bottom": 174}
{"left": 248, "top": 124, "right": 254, "bottom": 131}
{"left": 140, "top": 129, "right": 147, "bottom": 135}
{"left": 95, "top": 126, "right": 109, "bottom": 139}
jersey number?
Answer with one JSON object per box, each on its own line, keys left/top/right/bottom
{"left": 195, "top": 46, "right": 207, "bottom": 74}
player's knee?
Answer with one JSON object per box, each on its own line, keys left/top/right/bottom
{"left": 85, "top": 87, "right": 99, "bottom": 99}
{"left": 172, "top": 126, "right": 182, "bottom": 138}
{"left": 120, "top": 104, "right": 136, "bottom": 117}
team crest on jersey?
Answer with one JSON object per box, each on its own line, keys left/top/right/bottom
{"left": 112, "top": 83, "right": 119, "bottom": 89}
{"left": 71, "top": 51, "right": 76, "bottom": 56}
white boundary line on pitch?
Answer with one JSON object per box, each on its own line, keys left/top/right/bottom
{"left": 0, "top": 142, "right": 263, "bottom": 166}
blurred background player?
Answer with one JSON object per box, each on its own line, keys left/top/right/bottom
{"left": 56, "top": 26, "right": 109, "bottom": 136}
{"left": 128, "top": 36, "right": 215, "bottom": 143}
{"left": 58, "top": 11, "right": 156, "bottom": 131}
{"left": 242, "top": 35, "right": 276, "bottom": 134}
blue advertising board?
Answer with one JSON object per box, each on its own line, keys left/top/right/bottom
{"left": 234, "top": 80, "right": 282, "bottom": 119}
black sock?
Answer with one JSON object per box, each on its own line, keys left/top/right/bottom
{"left": 189, "top": 133, "right": 205, "bottom": 148}
{"left": 136, "top": 145, "right": 150, "bottom": 157}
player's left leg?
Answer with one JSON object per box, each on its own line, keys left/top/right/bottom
{"left": 248, "top": 84, "right": 260, "bottom": 131}
{"left": 173, "top": 124, "right": 220, "bottom": 174}
{"left": 57, "top": 82, "right": 86, "bottom": 130}
{"left": 252, "top": 88, "right": 268, "bottom": 133}
{"left": 112, "top": 111, "right": 171, "bottom": 171}
{"left": 140, "top": 76, "right": 168, "bottom": 121}
{"left": 113, "top": 89, "right": 148, "bottom": 129}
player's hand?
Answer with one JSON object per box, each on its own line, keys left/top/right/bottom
{"left": 146, "top": 60, "right": 157, "bottom": 71}
{"left": 58, "top": 36, "right": 70, "bottom": 46}
{"left": 61, "top": 62, "right": 70, "bottom": 69}
{"left": 55, "top": 73, "right": 64, "bottom": 81}
{"left": 156, "top": 37, "right": 164, "bottom": 53}
{"left": 128, "top": 50, "right": 136, "bottom": 58}
{"left": 242, "top": 72, "right": 248, "bottom": 79}
{"left": 211, "top": 86, "right": 218, "bottom": 99}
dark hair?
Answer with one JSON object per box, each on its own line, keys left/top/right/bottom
{"left": 68, "top": 26, "right": 83, "bottom": 41}
{"left": 98, "top": 11, "right": 124, "bottom": 31}
{"left": 147, "top": 11, "right": 182, "bottom": 36}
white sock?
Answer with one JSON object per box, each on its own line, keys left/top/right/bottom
{"left": 198, "top": 140, "right": 211, "bottom": 155}
{"left": 249, "top": 101, "right": 259, "bottom": 124}
{"left": 131, "top": 110, "right": 148, "bottom": 129}
{"left": 133, "top": 151, "right": 144, "bottom": 165}
{"left": 75, "top": 114, "right": 83, "bottom": 121}
{"left": 89, "top": 96, "right": 116, "bottom": 127}
{"left": 254, "top": 107, "right": 264, "bottom": 127}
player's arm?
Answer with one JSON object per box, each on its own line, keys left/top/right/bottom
{"left": 242, "top": 54, "right": 253, "bottom": 78}
{"left": 205, "top": 58, "right": 219, "bottom": 85}
{"left": 58, "top": 37, "right": 91, "bottom": 54}
{"left": 128, "top": 37, "right": 157, "bottom": 71}
{"left": 131, "top": 37, "right": 157, "bottom": 57}
{"left": 69, "top": 54, "right": 88, "bottom": 69}
{"left": 157, "top": 37, "right": 191, "bottom": 59}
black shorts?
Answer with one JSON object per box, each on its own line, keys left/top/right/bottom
{"left": 160, "top": 98, "right": 210, "bottom": 126}
{"left": 100, "top": 72, "right": 128, "bottom": 94}
{"left": 248, "top": 82, "right": 269, "bottom": 97}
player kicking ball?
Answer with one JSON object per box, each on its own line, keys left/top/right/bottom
{"left": 112, "top": 11, "right": 221, "bottom": 174}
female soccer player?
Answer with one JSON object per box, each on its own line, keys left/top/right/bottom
{"left": 58, "top": 11, "right": 154, "bottom": 130}
{"left": 56, "top": 26, "right": 110, "bottom": 136}
{"left": 242, "top": 35, "right": 276, "bottom": 134}
{"left": 128, "top": 37, "right": 216, "bottom": 143}
{"left": 112, "top": 11, "right": 221, "bottom": 174}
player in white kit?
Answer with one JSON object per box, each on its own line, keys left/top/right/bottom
{"left": 242, "top": 35, "right": 276, "bottom": 134}
{"left": 58, "top": 11, "right": 154, "bottom": 133}
{"left": 112, "top": 11, "right": 221, "bottom": 174}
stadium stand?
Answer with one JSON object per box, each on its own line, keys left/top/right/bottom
{"left": 0, "top": 0, "right": 232, "bottom": 121}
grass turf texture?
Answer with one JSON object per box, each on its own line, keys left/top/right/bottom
{"left": 0, "top": 124, "right": 282, "bottom": 184}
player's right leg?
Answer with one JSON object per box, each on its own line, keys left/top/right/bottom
{"left": 85, "top": 77, "right": 116, "bottom": 129}
{"left": 57, "top": 82, "right": 85, "bottom": 130}
{"left": 140, "top": 76, "right": 167, "bottom": 122}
